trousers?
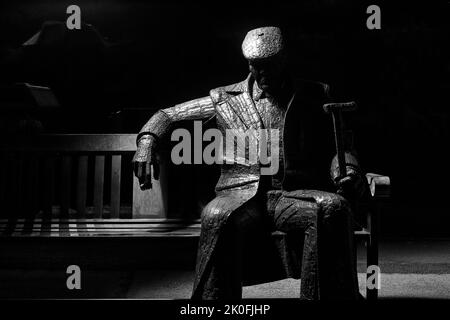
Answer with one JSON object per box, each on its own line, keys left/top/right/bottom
{"left": 193, "top": 188, "right": 359, "bottom": 300}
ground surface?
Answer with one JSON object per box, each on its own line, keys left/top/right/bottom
{"left": 0, "top": 240, "right": 449, "bottom": 299}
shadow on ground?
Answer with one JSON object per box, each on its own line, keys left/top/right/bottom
{"left": 0, "top": 240, "right": 449, "bottom": 299}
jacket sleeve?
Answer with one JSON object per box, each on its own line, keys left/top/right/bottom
{"left": 133, "top": 96, "right": 215, "bottom": 162}
{"left": 138, "top": 96, "right": 215, "bottom": 138}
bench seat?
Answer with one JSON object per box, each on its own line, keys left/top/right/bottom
{"left": 0, "top": 217, "right": 370, "bottom": 239}
{"left": 0, "top": 218, "right": 201, "bottom": 238}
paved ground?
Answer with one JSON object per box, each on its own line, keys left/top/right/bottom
{"left": 0, "top": 240, "right": 449, "bottom": 299}
{"left": 126, "top": 271, "right": 450, "bottom": 299}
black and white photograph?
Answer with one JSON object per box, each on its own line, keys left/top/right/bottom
{"left": 0, "top": 0, "right": 449, "bottom": 314}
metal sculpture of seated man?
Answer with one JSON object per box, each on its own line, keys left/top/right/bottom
{"left": 132, "top": 26, "right": 367, "bottom": 300}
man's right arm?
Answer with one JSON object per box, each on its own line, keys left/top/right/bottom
{"left": 132, "top": 96, "right": 215, "bottom": 189}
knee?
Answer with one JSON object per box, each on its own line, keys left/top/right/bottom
{"left": 201, "top": 198, "right": 229, "bottom": 228}
{"left": 201, "top": 199, "right": 251, "bottom": 238}
{"left": 274, "top": 196, "right": 320, "bottom": 232}
{"left": 316, "top": 192, "right": 352, "bottom": 223}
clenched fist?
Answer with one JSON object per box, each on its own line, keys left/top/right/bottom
{"left": 334, "top": 172, "right": 366, "bottom": 200}
{"left": 330, "top": 152, "right": 366, "bottom": 201}
{"left": 132, "top": 135, "right": 160, "bottom": 190}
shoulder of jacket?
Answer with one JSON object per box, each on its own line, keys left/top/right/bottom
{"left": 209, "top": 77, "right": 249, "bottom": 104}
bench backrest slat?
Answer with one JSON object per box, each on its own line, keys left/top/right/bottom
{"left": 61, "top": 155, "right": 72, "bottom": 217}
{"left": 29, "top": 155, "right": 40, "bottom": 217}
{"left": 0, "top": 134, "right": 137, "bottom": 152}
{"left": 94, "top": 155, "right": 105, "bottom": 218}
{"left": 43, "top": 156, "right": 55, "bottom": 219}
{"left": 76, "top": 155, "right": 88, "bottom": 218}
{"left": 111, "top": 155, "right": 122, "bottom": 219}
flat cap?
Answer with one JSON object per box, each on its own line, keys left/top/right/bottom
{"left": 241, "top": 26, "right": 284, "bottom": 60}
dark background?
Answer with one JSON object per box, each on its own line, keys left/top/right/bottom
{"left": 0, "top": 0, "right": 449, "bottom": 237}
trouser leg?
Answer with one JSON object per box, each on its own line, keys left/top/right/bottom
{"left": 193, "top": 199, "right": 263, "bottom": 300}
{"left": 273, "top": 190, "right": 358, "bottom": 300}
{"left": 197, "top": 219, "right": 243, "bottom": 299}
{"left": 318, "top": 193, "right": 359, "bottom": 299}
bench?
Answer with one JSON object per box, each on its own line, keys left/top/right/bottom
{"left": 0, "top": 133, "right": 390, "bottom": 299}
{"left": 0, "top": 134, "right": 200, "bottom": 236}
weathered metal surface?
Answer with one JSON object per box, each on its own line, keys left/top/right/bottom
{"left": 132, "top": 26, "right": 367, "bottom": 300}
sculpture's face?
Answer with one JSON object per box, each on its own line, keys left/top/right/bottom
{"left": 248, "top": 54, "right": 286, "bottom": 93}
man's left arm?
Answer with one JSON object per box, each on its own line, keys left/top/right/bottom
{"left": 330, "top": 148, "right": 368, "bottom": 201}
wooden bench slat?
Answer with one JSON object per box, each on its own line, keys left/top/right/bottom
{"left": 0, "top": 153, "right": 7, "bottom": 216}
{"left": 1, "top": 153, "right": 10, "bottom": 216}
{"left": 43, "top": 157, "right": 55, "bottom": 219}
{"left": 110, "top": 155, "right": 121, "bottom": 218}
{"left": 0, "top": 134, "right": 138, "bottom": 152}
{"left": 0, "top": 220, "right": 201, "bottom": 237}
{"left": 1, "top": 233, "right": 199, "bottom": 238}
{"left": 29, "top": 155, "right": 40, "bottom": 218}
{"left": 21, "top": 155, "right": 31, "bottom": 217}
{"left": 60, "top": 155, "right": 72, "bottom": 218}
{"left": 0, "top": 224, "right": 201, "bottom": 229}
{"left": 2, "top": 231, "right": 150, "bottom": 236}
{"left": 76, "top": 155, "right": 88, "bottom": 218}
{"left": 0, "top": 153, "right": 5, "bottom": 212}
{"left": 12, "top": 153, "right": 22, "bottom": 217}
{"left": 0, "top": 218, "right": 201, "bottom": 223}
{"left": 0, "top": 223, "right": 201, "bottom": 230}
{"left": 93, "top": 155, "right": 105, "bottom": 218}
{"left": 0, "top": 222, "right": 201, "bottom": 228}
{"left": 0, "top": 227, "right": 199, "bottom": 231}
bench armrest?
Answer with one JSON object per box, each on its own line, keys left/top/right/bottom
{"left": 366, "top": 173, "right": 391, "bottom": 199}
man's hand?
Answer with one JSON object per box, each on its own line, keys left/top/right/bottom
{"left": 334, "top": 172, "right": 366, "bottom": 200}
{"left": 330, "top": 152, "right": 367, "bottom": 200}
{"left": 132, "top": 135, "right": 160, "bottom": 190}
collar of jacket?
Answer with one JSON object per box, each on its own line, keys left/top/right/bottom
{"left": 210, "top": 74, "right": 329, "bottom": 128}
{"left": 215, "top": 73, "right": 329, "bottom": 100}
{"left": 219, "top": 73, "right": 295, "bottom": 101}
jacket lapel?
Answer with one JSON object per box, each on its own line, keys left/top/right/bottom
{"left": 216, "top": 75, "right": 263, "bottom": 131}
